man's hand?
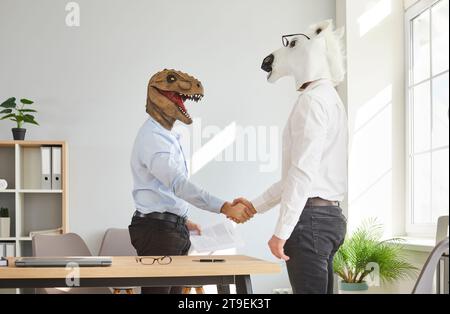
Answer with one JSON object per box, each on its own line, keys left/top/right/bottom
{"left": 268, "top": 235, "right": 289, "bottom": 261}
{"left": 232, "top": 197, "right": 257, "bottom": 214}
{"left": 221, "top": 202, "right": 255, "bottom": 223}
{"left": 186, "top": 220, "right": 201, "bottom": 235}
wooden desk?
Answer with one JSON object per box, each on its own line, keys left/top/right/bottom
{"left": 0, "top": 255, "right": 281, "bottom": 294}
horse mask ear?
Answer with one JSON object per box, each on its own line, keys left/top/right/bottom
{"left": 311, "top": 19, "right": 332, "bottom": 36}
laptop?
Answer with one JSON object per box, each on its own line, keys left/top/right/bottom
{"left": 14, "top": 256, "right": 113, "bottom": 267}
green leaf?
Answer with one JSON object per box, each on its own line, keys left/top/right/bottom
{"left": 18, "top": 109, "right": 37, "bottom": 113}
{"left": 23, "top": 114, "right": 35, "bottom": 120}
{"left": 28, "top": 119, "right": 39, "bottom": 126}
{"left": 0, "top": 109, "right": 12, "bottom": 114}
{"left": 0, "top": 97, "right": 16, "bottom": 108}
{"left": 23, "top": 115, "right": 39, "bottom": 125}
{"left": 26, "top": 119, "right": 39, "bottom": 126}
{"left": 16, "top": 116, "right": 24, "bottom": 122}
{"left": 0, "top": 113, "right": 16, "bottom": 120}
{"left": 20, "top": 98, "right": 34, "bottom": 105}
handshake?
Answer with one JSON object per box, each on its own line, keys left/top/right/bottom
{"left": 221, "top": 198, "right": 257, "bottom": 224}
{"left": 220, "top": 198, "right": 290, "bottom": 261}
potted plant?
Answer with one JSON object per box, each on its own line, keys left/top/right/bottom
{"left": 334, "top": 219, "right": 418, "bottom": 293}
{"left": 0, "top": 97, "right": 39, "bottom": 140}
{"left": 0, "top": 207, "right": 10, "bottom": 238}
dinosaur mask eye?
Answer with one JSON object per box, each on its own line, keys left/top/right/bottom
{"left": 289, "top": 40, "right": 297, "bottom": 48}
{"left": 167, "top": 74, "right": 177, "bottom": 83}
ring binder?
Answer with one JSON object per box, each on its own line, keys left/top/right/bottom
{"left": 51, "top": 146, "right": 62, "bottom": 190}
{"left": 40, "top": 147, "right": 52, "bottom": 189}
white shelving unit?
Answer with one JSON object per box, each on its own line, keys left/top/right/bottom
{"left": 0, "top": 141, "right": 68, "bottom": 258}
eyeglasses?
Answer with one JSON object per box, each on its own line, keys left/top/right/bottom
{"left": 282, "top": 33, "right": 311, "bottom": 47}
{"left": 135, "top": 256, "right": 173, "bottom": 265}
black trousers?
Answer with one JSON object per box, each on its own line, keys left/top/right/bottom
{"left": 284, "top": 206, "right": 347, "bottom": 294}
{"left": 128, "top": 214, "right": 191, "bottom": 294}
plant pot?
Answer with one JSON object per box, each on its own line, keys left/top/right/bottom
{"left": 12, "top": 128, "right": 26, "bottom": 140}
{"left": 339, "top": 281, "right": 369, "bottom": 294}
{"left": 0, "top": 217, "right": 11, "bottom": 237}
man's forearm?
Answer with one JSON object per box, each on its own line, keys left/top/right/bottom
{"left": 172, "top": 175, "right": 225, "bottom": 213}
{"left": 251, "top": 180, "right": 284, "bottom": 213}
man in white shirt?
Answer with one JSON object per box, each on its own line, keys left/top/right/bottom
{"left": 234, "top": 20, "right": 348, "bottom": 294}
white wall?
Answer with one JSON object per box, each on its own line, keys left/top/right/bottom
{"left": 339, "top": 0, "right": 406, "bottom": 237}
{"left": 0, "top": 0, "right": 335, "bottom": 293}
{"left": 337, "top": 0, "right": 431, "bottom": 294}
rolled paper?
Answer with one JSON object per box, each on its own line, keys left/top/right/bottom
{"left": 0, "top": 179, "right": 8, "bottom": 190}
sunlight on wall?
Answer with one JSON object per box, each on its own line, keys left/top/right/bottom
{"left": 354, "top": 85, "right": 393, "bottom": 131}
{"left": 349, "top": 85, "right": 393, "bottom": 235}
{"left": 190, "top": 122, "right": 237, "bottom": 175}
{"left": 358, "top": 0, "right": 392, "bottom": 37}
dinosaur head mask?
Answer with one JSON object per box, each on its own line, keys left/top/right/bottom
{"left": 146, "top": 69, "right": 204, "bottom": 130}
{"left": 261, "top": 20, "right": 345, "bottom": 90}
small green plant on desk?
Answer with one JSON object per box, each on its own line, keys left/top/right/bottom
{"left": 0, "top": 97, "right": 39, "bottom": 140}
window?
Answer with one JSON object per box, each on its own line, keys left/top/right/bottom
{"left": 406, "top": 0, "right": 449, "bottom": 236}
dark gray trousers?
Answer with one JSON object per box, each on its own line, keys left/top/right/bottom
{"left": 284, "top": 206, "right": 347, "bottom": 294}
{"left": 128, "top": 215, "right": 191, "bottom": 294}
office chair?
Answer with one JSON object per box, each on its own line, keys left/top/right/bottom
{"left": 435, "top": 216, "right": 449, "bottom": 294}
{"left": 413, "top": 237, "right": 449, "bottom": 294}
{"left": 98, "top": 228, "right": 139, "bottom": 294}
{"left": 436, "top": 216, "right": 449, "bottom": 243}
{"left": 32, "top": 233, "right": 111, "bottom": 294}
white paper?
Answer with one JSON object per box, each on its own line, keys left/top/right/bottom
{"left": 190, "top": 221, "right": 244, "bottom": 253}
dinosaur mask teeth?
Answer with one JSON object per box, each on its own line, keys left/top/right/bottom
{"left": 181, "top": 94, "right": 203, "bottom": 102}
{"left": 157, "top": 89, "right": 203, "bottom": 120}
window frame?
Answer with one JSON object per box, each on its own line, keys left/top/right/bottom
{"left": 405, "top": 0, "right": 449, "bottom": 237}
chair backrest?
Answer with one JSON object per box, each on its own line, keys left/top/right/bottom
{"left": 32, "top": 233, "right": 92, "bottom": 257}
{"left": 98, "top": 228, "right": 136, "bottom": 256}
{"left": 436, "top": 216, "right": 449, "bottom": 244}
{"left": 413, "top": 237, "right": 449, "bottom": 294}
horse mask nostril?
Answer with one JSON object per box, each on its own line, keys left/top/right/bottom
{"left": 261, "top": 54, "right": 274, "bottom": 73}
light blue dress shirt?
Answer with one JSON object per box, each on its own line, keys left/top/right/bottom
{"left": 131, "top": 117, "right": 225, "bottom": 217}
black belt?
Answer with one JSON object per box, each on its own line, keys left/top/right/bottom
{"left": 133, "top": 211, "right": 186, "bottom": 224}
{"left": 306, "top": 197, "right": 340, "bottom": 207}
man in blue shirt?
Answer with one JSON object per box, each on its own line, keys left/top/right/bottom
{"left": 129, "top": 69, "right": 253, "bottom": 294}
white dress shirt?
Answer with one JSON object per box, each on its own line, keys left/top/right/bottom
{"left": 252, "top": 79, "right": 348, "bottom": 240}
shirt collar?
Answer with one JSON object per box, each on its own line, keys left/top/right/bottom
{"left": 148, "top": 116, "right": 182, "bottom": 140}
{"left": 300, "top": 79, "right": 331, "bottom": 93}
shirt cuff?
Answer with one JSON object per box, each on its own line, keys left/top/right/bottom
{"left": 208, "top": 196, "right": 226, "bottom": 214}
{"left": 274, "top": 220, "right": 296, "bottom": 241}
{"left": 252, "top": 195, "right": 272, "bottom": 213}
